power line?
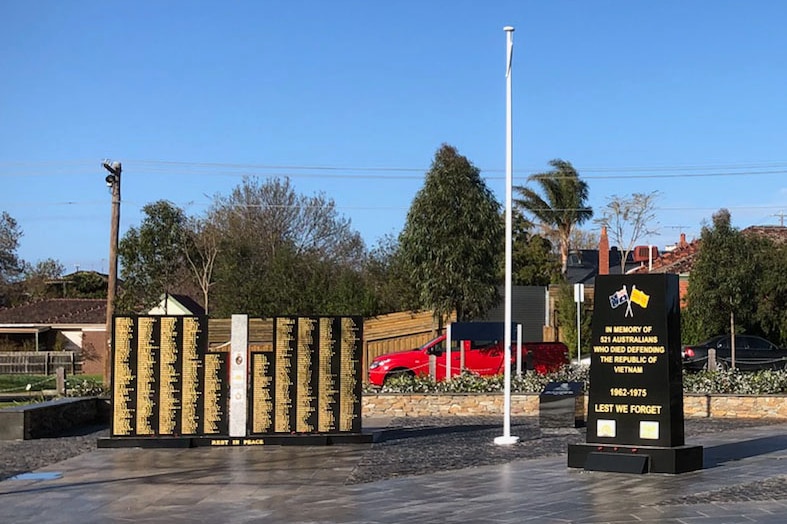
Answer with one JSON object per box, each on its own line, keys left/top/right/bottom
{"left": 2, "top": 201, "right": 786, "bottom": 215}
{"left": 124, "top": 159, "right": 787, "bottom": 174}
{"left": 3, "top": 159, "right": 787, "bottom": 180}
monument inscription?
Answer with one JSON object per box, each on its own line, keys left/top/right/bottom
{"left": 109, "top": 315, "right": 364, "bottom": 445}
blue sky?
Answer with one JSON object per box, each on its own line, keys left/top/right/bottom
{"left": 2, "top": 1, "right": 786, "bottom": 272}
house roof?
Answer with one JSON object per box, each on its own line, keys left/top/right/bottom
{"left": 647, "top": 240, "right": 701, "bottom": 275}
{"left": 565, "top": 248, "right": 641, "bottom": 285}
{"left": 644, "top": 226, "right": 787, "bottom": 276}
{"left": 167, "top": 294, "right": 205, "bottom": 315}
{"left": 0, "top": 299, "right": 106, "bottom": 324}
{"left": 147, "top": 293, "right": 206, "bottom": 316}
{"left": 742, "top": 225, "right": 787, "bottom": 244}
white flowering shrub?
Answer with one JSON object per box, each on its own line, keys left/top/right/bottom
{"left": 367, "top": 367, "right": 787, "bottom": 395}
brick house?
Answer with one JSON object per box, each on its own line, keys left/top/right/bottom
{"left": 562, "top": 225, "right": 787, "bottom": 310}
{"left": 0, "top": 293, "right": 206, "bottom": 376}
{"left": 630, "top": 232, "right": 699, "bottom": 306}
{"left": 0, "top": 298, "right": 107, "bottom": 375}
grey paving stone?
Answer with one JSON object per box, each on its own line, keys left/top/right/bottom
{"left": 1, "top": 417, "right": 787, "bottom": 522}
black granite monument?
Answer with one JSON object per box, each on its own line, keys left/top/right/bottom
{"left": 567, "top": 274, "right": 703, "bottom": 473}
{"left": 99, "top": 315, "right": 369, "bottom": 448}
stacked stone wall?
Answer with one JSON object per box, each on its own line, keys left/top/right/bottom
{"left": 363, "top": 394, "right": 787, "bottom": 419}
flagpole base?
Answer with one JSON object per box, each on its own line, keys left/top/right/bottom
{"left": 494, "top": 435, "right": 520, "bottom": 446}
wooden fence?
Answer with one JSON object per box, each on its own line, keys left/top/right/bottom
{"left": 207, "top": 312, "right": 451, "bottom": 382}
{"left": 0, "top": 351, "right": 80, "bottom": 375}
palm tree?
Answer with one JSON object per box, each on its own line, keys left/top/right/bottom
{"left": 514, "top": 159, "right": 592, "bottom": 275}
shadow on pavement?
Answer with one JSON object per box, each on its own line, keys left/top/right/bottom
{"left": 704, "top": 434, "right": 787, "bottom": 468}
{"left": 372, "top": 423, "right": 502, "bottom": 442}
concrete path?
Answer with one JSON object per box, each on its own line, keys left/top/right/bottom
{"left": 2, "top": 421, "right": 787, "bottom": 523}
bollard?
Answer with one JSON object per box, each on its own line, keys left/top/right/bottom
{"left": 56, "top": 367, "right": 67, "bottom": 396}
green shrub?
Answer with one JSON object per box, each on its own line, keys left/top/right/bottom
{"left": 65, "top": 376, "right": 108, "bottom": 397}
{"left": 366, "top": 366, "right": 787, "bottom": 396}
{"left": 682, "top": 369, "right": 787, "bottom": 395}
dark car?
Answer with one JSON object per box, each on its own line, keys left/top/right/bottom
{"left": 682, "top": 335, "right": 787, "bottom": 372}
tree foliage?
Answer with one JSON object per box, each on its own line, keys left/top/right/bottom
{"left": 683, "top": 209, "right": 761, "bottom": 344}
{"left": 208, "top": 177, "right": 368, "bottom": 317}
{"left": 511, "top": 210, "right": 560, "bottom": 286}
{"left": 595, "top": 191, "right": 660, "bottom": 272}
{"left": 22, "top": 258, "right": 65, "bottom": 299}
{"left": 514, "top": 159, "right": 592, "bottom": 275}
{"left": 554, "top": 281, "right": 593, "bottom": 360}
{"left": 0, "top": 212, "right": 24, "bottom": 302}
{"left": 754, "top": 240, "right": 787, "bottom": 344}
{"left": 65, "top": 271, "right": 108, "bottom": 298}
{"left": 0, "top": 211, "right": 25, "bottom": 306}
{"left": 398, "top": 144, "right": 503, "bottom": 322}
{"left": 117, "top": 200, "right": 190, "bottom": 313}
{"left": 361, "top": 234, "right": 418, "bottom": 314}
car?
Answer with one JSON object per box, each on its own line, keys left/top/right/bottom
{"left": 367, "top": 334, "right": 569, "bottom": 386}
{"left": 682, "top": 334, "right": 787, "bottom": 372}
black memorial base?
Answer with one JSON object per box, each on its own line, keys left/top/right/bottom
{"left": 568, "top": 443, "right": 703, "bottom": 474}
{"left": 98, "top": 433, "right": 375, "bottom": 449}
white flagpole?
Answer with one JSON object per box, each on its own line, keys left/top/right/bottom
{"left": 495, "top": 25, "right": 519, "bottom": 446}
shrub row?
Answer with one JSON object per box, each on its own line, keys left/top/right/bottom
{"left": 364, "top": 365, "right": 787, "bottom": 396}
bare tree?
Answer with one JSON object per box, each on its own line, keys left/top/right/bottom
{"left": 569, "top": 228, "right": 599, "bottom": 251}
{"left": 207, "top": 176, "right": 367, "bottom": 317}
{"left": 595, "top": 191, "right": 660, "bottom": 272}
{"left": 182, "top": 217, "right": 220, "bottom": 315}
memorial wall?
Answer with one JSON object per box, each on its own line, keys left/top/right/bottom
{"left": 110, "top": 315, "right": 362, "bottom": 442}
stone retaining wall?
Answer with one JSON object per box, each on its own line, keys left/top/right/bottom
{"left": 363, "top": 393, "right": 787, "bottom": 419}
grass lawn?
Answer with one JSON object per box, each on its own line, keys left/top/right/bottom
{"left": 0, "top": 374, "right": 104, "bottom": 394}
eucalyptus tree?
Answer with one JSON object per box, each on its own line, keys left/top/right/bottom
{"left": 398, "top": 144, "right": 503, "bottom": 322}
{"left": 514, "top": 159, "right": 592, "bottom": 275}
{"left": 117, "top": 200, "right": 191, "bottom": 312}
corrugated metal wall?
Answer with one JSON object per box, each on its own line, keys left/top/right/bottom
{"left": 477, "top": 286, "right": 548, "bottom": 342}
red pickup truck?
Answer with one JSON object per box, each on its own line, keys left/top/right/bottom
{"left": 368, "top": 334, "right": 569, "bottom": 386}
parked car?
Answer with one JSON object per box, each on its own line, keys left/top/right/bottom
{"left": 367, "top": 334, "right": 569, "bottom": 386}
{"left": 682, "top": 335, "right": 787, "bottom": 372}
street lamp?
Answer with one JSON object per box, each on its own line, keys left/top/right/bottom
{"left": 102, "top": 160, "right": 121, "bottom": 386}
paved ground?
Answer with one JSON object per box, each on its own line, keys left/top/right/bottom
{"left": 2, "top": 417, "right": 787, "bottom": 523}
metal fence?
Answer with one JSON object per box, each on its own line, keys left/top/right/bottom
{"left": 0, "top": 352, "right": 80, "bottom": 375}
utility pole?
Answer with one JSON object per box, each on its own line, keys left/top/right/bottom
{"left": 102, "top": 160, "right": 121, "bottom": 387}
